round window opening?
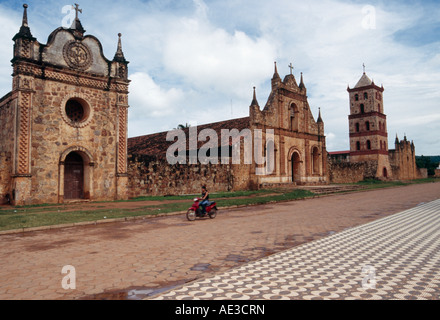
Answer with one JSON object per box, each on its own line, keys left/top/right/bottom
{"left": 65, "top": 98, "right": 90, "bottom": 124}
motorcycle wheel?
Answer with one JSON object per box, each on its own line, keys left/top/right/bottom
{"left": 186, "top": 209, "right": 196, "bottom": 221}
{"left": 208, "top": 208, "right": 217, "bottom": 219}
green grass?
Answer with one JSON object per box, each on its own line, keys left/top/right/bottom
{"left": 128, "top": 188, "right": 276, "bottom": 202}
{"left": 0, "top": 203, "right": 190, "bottom": 231}
{"left": 0, "top": 189, "right": 314, "bottom": 232}
{"left": 0, "top": 178, "right": 437, "bottom": 232}
{"left": 218, "top": 189, "right": 314, "bottom": 207}
{"left": 357, "top": 179, "right": 407, "bottom": 187}
{"left": 355, "top": 177, "right": 439, "bottom": 190}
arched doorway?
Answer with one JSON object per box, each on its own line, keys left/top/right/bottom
{"left": 291, "top": 152, "right": 301, "bottom": 183}
{"left": 64, "top": 152, "right": 85, "bottom": 200}
{"left": 383, "top": 167, "right": 388, "bottom": 178}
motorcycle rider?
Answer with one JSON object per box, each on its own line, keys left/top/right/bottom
{"left": 200, "top": 185, "right": 210, "bottom": 215}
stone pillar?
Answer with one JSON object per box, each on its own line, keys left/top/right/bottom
{"left": 12, "top": 77, "right": 34, "bottom": 205}
{"left": 116, "top": 94, "right": 129, "bottom": 200}
{"left": 12, "top": 175, "right": 32, "bottom": 206}
{"left": 305, "top": 140, "right": 310, "bottom": 177}
{"left": 280, "top": 137, "right": 286, "bottom": 175}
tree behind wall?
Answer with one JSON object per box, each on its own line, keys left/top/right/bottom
{"left": 416, "top": 156, "right": 439, "bottom": 176}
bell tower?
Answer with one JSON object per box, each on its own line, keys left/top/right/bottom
{"left": 347, "top": 68, "right": 392, "bottom": 179}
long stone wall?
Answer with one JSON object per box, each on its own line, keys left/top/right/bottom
{"left": 0, "top": 93, "right": 15, "bottom": 204}
{"left": 0, "top": 152, "right": 12, "bottom": 204}
{"left": 328, "top": 156, "right": 427, "bottom": 183}
{"left": 127, "top": 154, "right": 252, "bottom": 198}
{"left": 327, "top": 158, "right": 378, "bottom": 183}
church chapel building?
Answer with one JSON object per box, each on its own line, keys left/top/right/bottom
{"left": 127, "top": 63, "right": 328, "bottom": 197}
{"left": 0, "top": 5, "right": 424, "bottom": 205}
{"left": 0, "top": 5, "right": 130, "bottom": 205}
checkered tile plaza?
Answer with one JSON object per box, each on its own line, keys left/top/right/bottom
{"left": 152, "top": 199, "right": 440, "bottom": 300}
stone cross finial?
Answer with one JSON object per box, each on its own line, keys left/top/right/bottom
{"left": 288, "top": 63, "right": 294, "bottom": 75}
{"left": 22, "top": 4, "right": 29, "bottom": 27}
{"left": 363, "top": 63, "right": 366, "bottom": 73}
{"left": 73, "top": 3, "right": 82, "bottom": 20}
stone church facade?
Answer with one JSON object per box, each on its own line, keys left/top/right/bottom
{"left": 249, "top": 64, "right": 327, "bottom": 186}
{"left": 0, "top": 5, "right": 130, "bottom": 205}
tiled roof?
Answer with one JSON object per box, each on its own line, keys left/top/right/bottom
{"left": 354, "top": 73, "right": 373, "bottom": 88}
{"left": 128, "top": 117, "right": 251, "bottom": 157}
{"left": 328, "top": 151, "right": 350, "bottom": 155}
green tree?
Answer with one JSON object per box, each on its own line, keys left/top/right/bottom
{"left": 174, "top": 123, "right": 191, "bottom": 130}
{"left": 416, "top": 156, "right": 437, "bottom": 176}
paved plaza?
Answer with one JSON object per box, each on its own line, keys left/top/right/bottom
{"left": 0, "top": 183, "right": 439, "bottom": 300}
{"left": 153, "top": 199, "right": 440, "bottom": 300}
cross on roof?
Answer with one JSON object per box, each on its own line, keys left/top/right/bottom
{"left": 288, "top": 63, "right": 294, "bottom": 75}
{"left": 73, "top": 3, "right": 82, "bottom": 20}
{"left": 363, "top": 63, "right": 366, "bottom": 73}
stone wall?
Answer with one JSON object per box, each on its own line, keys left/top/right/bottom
{"left": 127, "top": 154, "right": 252, "bottom": 198}
{"left": 0, "top": 152, "right": 12, "bottom": 204}
{"left": 327, "top": 157, "right": 378, "bottom": 183}
{"left": 389, "top": 139, "right": 426, "bottom": 180}
{"left": 391, "top": 165, "right": 427, "bottom": 180}
{"left": 0, "top": 93, "right": 15, "bottom": 204}
{"left": 419, "top": 168, "right": 428, "bottom": 179}
{"left": 328, "top": 154, "right": 427, "bottom": 184}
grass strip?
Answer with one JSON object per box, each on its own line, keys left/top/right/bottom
{"left": 0, "top": 178, "right": 437, "bottom": 232}
{"left": 0, "top": 189, "right": 313, "bottom": 231}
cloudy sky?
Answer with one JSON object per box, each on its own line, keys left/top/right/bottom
{"left": 0, "top": 0, "right": 439, "bottom": 155}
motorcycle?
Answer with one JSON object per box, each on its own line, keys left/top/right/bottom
{"left": 186, "top": 198, "right": 218, "bottom": 221}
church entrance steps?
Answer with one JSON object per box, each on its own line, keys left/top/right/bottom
{"left": 299, "top": 185, "right": 369, "bottom": 195}
{"left": 260, "top": 183, "right": 369, "bottom": 195}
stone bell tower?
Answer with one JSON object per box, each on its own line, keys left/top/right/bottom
{"left": 0, "top": 4, "right": 130, "bottom": 205}
{"left": 347, "top": 68, "right": 392, "bottom": 179}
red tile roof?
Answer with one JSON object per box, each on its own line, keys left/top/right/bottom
{"left": 128, "top": 117, "right": 251, "bottom": 157}
{"left": 328, "top": 151, "right": 350, "bottom": 155}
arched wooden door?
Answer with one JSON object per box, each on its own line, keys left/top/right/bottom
{"left": 291, "top": 152, "right": 301, "bottom": 183}
{"left": 64, "top": 152, "right": 84, "bottom": 200}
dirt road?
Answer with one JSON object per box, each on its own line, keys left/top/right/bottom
{"left": 0, "top": 182, "right": 439, "bottom": 300}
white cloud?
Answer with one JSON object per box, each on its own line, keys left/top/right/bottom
{"left": 128, "top": 72, "right": 185, "bottom": 136}
{"left": 162, "top": 10, "right": 276, "bottom": 97}
{"left": 0, "top": 0, "right": 439, "bottom": 155}
{"left": 0, "top": 5, "right": 20, "bottom": 97}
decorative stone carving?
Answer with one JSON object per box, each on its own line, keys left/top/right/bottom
{"left": 117, "top": 106, "right": 128, "bottom": 174}
{"left": 17, "top": 91, "right": 31, "bottom": 175}
{"left": 63, "top": 40, "right": 93, "bottom": 71}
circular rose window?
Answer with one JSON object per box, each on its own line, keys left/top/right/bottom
{"left": 66, "top": 99, "right": 85, "bottom": 122}
{"left": 62, "top": 98, "right": 92, "bottom": 128}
